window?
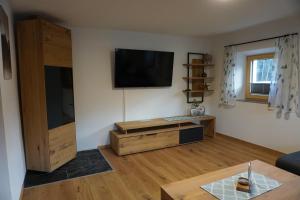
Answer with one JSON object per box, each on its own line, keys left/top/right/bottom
{"left": 245, "top": 53, "right": 274, "bottom": 102}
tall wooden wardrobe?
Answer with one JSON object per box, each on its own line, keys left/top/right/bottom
{"left": 17, "top": 18, "right": 77, "bottom": 172}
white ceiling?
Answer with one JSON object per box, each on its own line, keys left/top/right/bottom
{"left": 11, "top": 0, "right": 300, "bottom": 37}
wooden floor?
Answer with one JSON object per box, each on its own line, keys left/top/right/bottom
{"left": 22, "top": 134, "right": 283, "bottom": 200}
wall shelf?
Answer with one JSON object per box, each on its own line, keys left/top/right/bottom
{"left": 183, "top": 63, "right": 215, "bottom": 68}
{"left": 182, "top": 77, "right": 214, "bottom": 81}
{"left": 183, "top": 89, "right": 214, "bottom": 93}
{"left": 183, "top": 52, "right": 214, "bottom": 103}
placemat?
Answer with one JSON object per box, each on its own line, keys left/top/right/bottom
{"left": 24, "top": 149, "right": 113, "bottom": 188}
{"left": 201, "top": 172, "right": 281, "bottom": 200}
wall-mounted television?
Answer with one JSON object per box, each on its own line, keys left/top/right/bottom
{"left": 114, "top": 48, "right": 174, "bottom": 87}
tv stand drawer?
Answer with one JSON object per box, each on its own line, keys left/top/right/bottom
{"left": 111, "top": 130, "right": 179, "bottom": 155}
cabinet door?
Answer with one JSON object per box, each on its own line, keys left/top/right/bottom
{"left": 42, "top": 20, "right": 72, "bottom": 67}
{"left": 179, "top": 127, "right": 203, "bottom": 144}
{"left": 118, "top": 131, "right": 179, "bottom": 155}
{"left": 49, "top": 122, "right": 77, "bottom": 171}
{"left": 45, "top": 66, "right": 75, "bottom": 129}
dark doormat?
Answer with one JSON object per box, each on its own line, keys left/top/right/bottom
{"left": 24, "top": 149, "right": 113, "bottom": 188}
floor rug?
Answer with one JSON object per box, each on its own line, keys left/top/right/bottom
{"left": 24, "top": 149, "right": 113, "bottom": 188}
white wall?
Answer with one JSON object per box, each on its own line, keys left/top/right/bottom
{"left": 210, "top": 14, "right": 300, "bottom": 153}
{"left": 0, "top": 0, "right": 26, "bottom": 199}
{"left": 0, "top": 90, "right": 11, "bottom": 200}
{"left": 71, "top": 28, "right": 211, "bottom": 150}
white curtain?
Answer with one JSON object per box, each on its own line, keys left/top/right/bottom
{"left": 219, "top": 46, "right": 237, "bottom": 106}
{"left": 268, "top": 35, "right": 300, "bottom": 119}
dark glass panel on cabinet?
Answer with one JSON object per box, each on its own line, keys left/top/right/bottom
{"left": 45, "top": 66, "right": 75, "bottom": 129}
{"left": 179, "top": 127, "right": 203, "bottom": 144}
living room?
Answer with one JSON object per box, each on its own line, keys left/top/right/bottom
{"left": 0, "top": 0, "right": 300, "bottom": 199}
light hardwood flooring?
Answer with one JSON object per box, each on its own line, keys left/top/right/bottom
{"left": 22, "top": 134, "right": 283, "bottom": 200}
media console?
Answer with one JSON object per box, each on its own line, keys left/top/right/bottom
{"left": 110, "top": 115, "right": 215, "bottom": 156}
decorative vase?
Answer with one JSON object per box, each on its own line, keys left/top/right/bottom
{"left": 191, "top": 105, "right": 205, "bottom": 116}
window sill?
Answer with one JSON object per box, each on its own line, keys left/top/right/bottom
{"left": 237, "top": 99, "right": 268, "bottom": 104}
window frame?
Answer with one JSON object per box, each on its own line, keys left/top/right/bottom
{"left": 245, "top": 53, "right": 274, "bottom": 102}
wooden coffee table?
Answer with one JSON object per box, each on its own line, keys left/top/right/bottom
{"left": 161, "top": 160, "right": 300, "bottom": 200}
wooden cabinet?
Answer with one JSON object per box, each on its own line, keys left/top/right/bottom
{"left": 48, "top": 123, "right": 77, "bottom": 170}
{"left": 111, "top": 130, "right": 179, "bottom": 155}
{"left": 110, "top": 116, "right": 215, "bottom": 156}
{"left": 17, "top": 18, "right": 76, "bottom": 172}
{"left": 41, "top": 20, "right": 72, "bottom": 67}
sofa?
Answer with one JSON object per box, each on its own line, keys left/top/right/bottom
{"left": 276, "top": 151, "right": 300, "bottom": 176}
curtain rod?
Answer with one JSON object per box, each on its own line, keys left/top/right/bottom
{"left": 224, "top": 33, "right": 298, "bottom": 48}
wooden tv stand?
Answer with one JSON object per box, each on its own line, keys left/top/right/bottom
{"left": 110, "top": 115, "right": 215, "bottom": 156}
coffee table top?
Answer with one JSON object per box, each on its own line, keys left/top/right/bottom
{"left": 161, "top": 160, "right": 300, "bottom": 200}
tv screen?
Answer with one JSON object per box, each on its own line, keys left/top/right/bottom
{"left": 114, "top": 49, "right": 174, "bottom": 87}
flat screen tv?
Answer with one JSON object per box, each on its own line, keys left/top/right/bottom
{"left": 114, "top": 48, "right": 174, "bottom": 87}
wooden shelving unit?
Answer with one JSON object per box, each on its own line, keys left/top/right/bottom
{"left": 110, "top": 115, "right": 216, "bottom": 156}
{"left": 183, "top": 63, "right": 215, "bottom": 67}
{"left": 183, "top": 89, "right": 214, "bottom": 93}
{"left": 17, "top": 18, "right": 77, "bottom": 172}
{"left": 183, "top": 52, "right": 214, "bottom": 103}
{"left": 182, "top": 77, "right": 214, "bottom": 81}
